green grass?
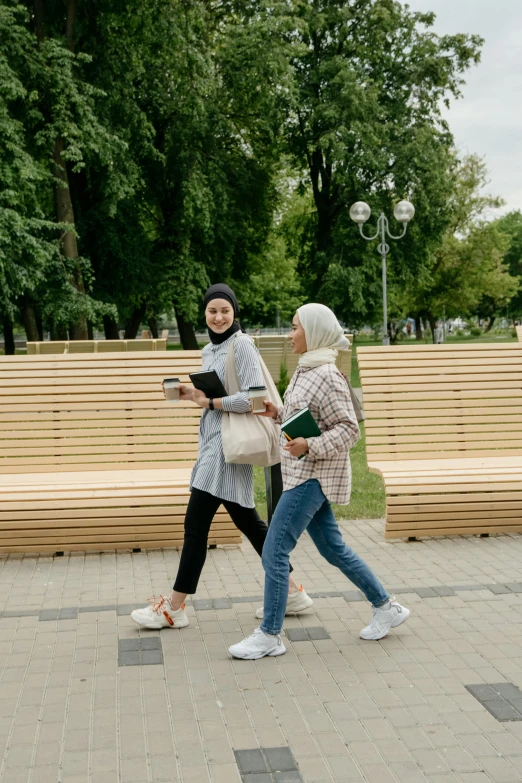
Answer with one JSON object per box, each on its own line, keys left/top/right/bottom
{"left": 254, "top": 424, "right": 385, "bottom": 522}
{"left": 332, "top": 424, "right": 385, "bottom": 519}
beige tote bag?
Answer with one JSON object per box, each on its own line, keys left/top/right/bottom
{"left": 221, "top": 334, "right": 281, "bottom": 467}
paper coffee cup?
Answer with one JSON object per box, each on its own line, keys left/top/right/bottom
{"left": 249, "top": 386, "right": 267, "bottom": 413}
{"left": 163, "top": 377, "right": 180, "bottom": 401}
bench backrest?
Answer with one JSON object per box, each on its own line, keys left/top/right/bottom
{"left": 358, "top": 342, "right": 522, "bottom": 462}
{"left": 27, "top": 339, "right": 167, "bottom": 354}
{"left": 253, "top": 335, "right": 353, "bottom": 382}
{"left": 0, "top": 351, "right": 202, "bottom": 474}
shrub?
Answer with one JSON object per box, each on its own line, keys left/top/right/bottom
{"left": 469, "top": 326, "right": 482, "bottom": 337}
{"left": 277, "top": 362, "right": 290, "bottom": 398}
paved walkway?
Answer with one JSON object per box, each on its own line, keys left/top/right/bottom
{"left": 2, "top": 519, "right": 522, "bottom": 783}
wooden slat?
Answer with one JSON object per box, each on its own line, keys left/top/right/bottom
{"left": 0, "top": 351, "right": 246, "bottom": 553}
{"left": 384, "top": 524, "right": 522, "bottom": 539}
{"left": 0, "top": 531, "right": 242, "bottom": 553}
{"left": 357, "top": 342, "right": 522, "bottom": 539}
{"left": 26, "top": 339, "right": 168, "bottom": 353}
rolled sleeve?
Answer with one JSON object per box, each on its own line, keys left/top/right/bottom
{"left": 222, "top": 391, "right": 251, "bottom": 413}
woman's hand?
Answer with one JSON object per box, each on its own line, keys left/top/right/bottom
{"left": 192, "top": 389, "right": 210, "bottom": 408}
{"left": 178, "top": 384, "right": 195, "bottom": 401}
{"left": 252, "top": 400, "right": 278, "bottom": 419}
{"left": 284, "top": 437, "right": 309, "bottom": 458}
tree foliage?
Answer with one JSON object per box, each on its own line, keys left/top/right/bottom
{"left": 495, "top": 211, "right": 522, "bottom": 318}
{"left": 278, "top": 0, "right": 483, "bottom": 325}
{"left": 3, "top": 0, "right": 519, "bottom": 352}
{"left": 398, "top": 155, "right": 519, "bottom": 334}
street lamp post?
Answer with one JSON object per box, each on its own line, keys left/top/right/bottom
{"left": 349, "top": 200, "right": 415, "bottom": 346}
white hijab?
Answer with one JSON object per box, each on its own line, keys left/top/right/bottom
{"left": 297, "top": 303, "right": 350, "bottom": 368}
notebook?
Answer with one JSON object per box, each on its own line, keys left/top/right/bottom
{"left": 281, "top": 407, "right": 321, "bottom": 458}
{"left": 189, "top": 370, "right": 228, "bottom": 398}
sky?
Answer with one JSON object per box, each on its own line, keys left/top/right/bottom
{"left": 403, "top": 0, "right": 522, "bottom": 216}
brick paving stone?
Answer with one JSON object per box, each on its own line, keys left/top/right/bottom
{"left": 7, "top": 522, "right": 522, "bottom": 782}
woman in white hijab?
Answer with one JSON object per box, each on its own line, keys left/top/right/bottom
{"left": 229, "top": 303, "right": 410, "bottom": 659}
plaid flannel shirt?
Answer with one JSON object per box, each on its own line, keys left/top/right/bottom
{"left": 276, "top": 363, "right": 360, "bottom": 505}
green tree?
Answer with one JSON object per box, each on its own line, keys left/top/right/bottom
{"left": 399, "top": 155, "right": 519, "bottom": 335}
{"left": 496, "top": 211, "right": 522, "bottom": 319}
{"left": 67, "top": 0, "right": 291, "bottom": 346}
{"left": 233, "top": 233, "right": 304, "bottom": 326}
{"left": 279, "top": 0, "right": 483, "bottom": 325}
{"left": 0, "top": 3, "right": 59, "bottom": 350}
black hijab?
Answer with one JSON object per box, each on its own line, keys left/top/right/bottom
{"left": 203, "top": 284, "right": 244, "bottom": 345}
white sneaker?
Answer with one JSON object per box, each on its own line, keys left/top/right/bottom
{"left": 131, "top": 596, "right": 189, "bottom": 630}
{"left": 255, "top": 586, "right": 313, "bottom": 619}
{"left": 360, "top": 599, "right": 410, "bottom": 641}
{"left": 228, "top": 628, "right": 286, "bottom": 659}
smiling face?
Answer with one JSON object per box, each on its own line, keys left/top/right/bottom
{"left": 205, "top": 298, "right": 234, "bottom": 334}
{"left": 289, "top": 313, "right": 307, "bottom": 354}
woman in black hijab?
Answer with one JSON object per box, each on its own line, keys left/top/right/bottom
{"left": 131, "top": 284, "right": 312, "bottom": 629}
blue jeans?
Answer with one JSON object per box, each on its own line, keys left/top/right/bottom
{"left": 260, "top": 479, "right": 389, "bottom": 635}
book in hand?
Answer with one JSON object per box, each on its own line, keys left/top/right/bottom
{"left": 281, "top": 407, "right": 321, "bottom": 459}
{"left": 189, "top": 370, "right": 228, "bottom": 399}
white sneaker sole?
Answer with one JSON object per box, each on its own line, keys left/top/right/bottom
{"left": 130, "top": 610, "right": 189, "bottom": 630}
{"left": 229, "top": 643, "right": 287, "bottom": 660}
{"left": 360, "top": 606, "right": 410, "bottom": 641}
{"left": 255, "top": 594, "right": 314, "bottom": 620}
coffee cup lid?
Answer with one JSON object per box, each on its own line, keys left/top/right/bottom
{"left": 249, "top": 386, "right": 266, "bottom": 391}
{"left": 164, "top": 378, "right": 180, "bottom": 383}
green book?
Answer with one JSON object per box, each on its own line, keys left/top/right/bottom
{"left": 281, "top": 407, "right": 321, "bottom": 458}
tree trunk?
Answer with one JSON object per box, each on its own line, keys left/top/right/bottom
{"left": 103, "top": 315, "right": 120, "bottom": 339}
{"left": 2, "top": 318, "right": 15, "bottom": 355}
{"left": 175, "top": 308, "right": 199, "bottom": 349}
{"left": 53, "top": 137, "right": 89, "bottom": 340}
{"left": 21, "top": 296, "right": 40, "bottom": 342}
{"left": 415, "top": 314, "right": 424, "bottom": 341}
{"left": 87, "top": 321, "right": 94, "bottom": 340}
{"left": 65, "top": 0, "right": 77, "bottom": 52}
{"left": 427, "top": 314, "right": 437, "bottom": 343}
{"left": 36, "top": 311, "right": 43, "bottom": 341}
{"left": 51, "top": 324, "right": 68, "bottom": 340}
{"left": 148, "top": 317, "right": 159, "bottom": 339}
{"left": 485, "top": 316, "right": 496, "bottom": 332}
{"left": 42, "top": 0, "right": 87, "bottom": 341}
{"left": 33, "top": 0, "right": 45, "bottom": 43}
{"left": 125, "top": 303, "right": 147, "bottom": 340}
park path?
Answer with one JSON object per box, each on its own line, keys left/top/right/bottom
{"left": 2, "top": 518, "right": 522, "bottom": 782}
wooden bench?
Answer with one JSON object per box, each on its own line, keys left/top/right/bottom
{"left": 358, "top": 342, "right": 522, "bottom": 539}
{"left": 0, "top": 351, "right": 238, "bottom": 553}
{"left": 27, "top": 339, "right": 167, "bottom": 354}
{"left": 253, "top": 335, "right": 353, "bottom": 382}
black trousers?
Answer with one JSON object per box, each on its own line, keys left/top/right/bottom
{"left": 173, "top": 487, "right": 292, "bottom": 594}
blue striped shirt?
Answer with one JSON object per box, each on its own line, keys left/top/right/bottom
{"left": 190, "top": 333, "right": 264, "bottom": 508}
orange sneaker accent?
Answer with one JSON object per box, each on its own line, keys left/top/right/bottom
{"left": 147, "top": 595, "right": 171, "bottom": 614}
{"left": 163, "top": 611, "right": 174, "bottom": 627}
